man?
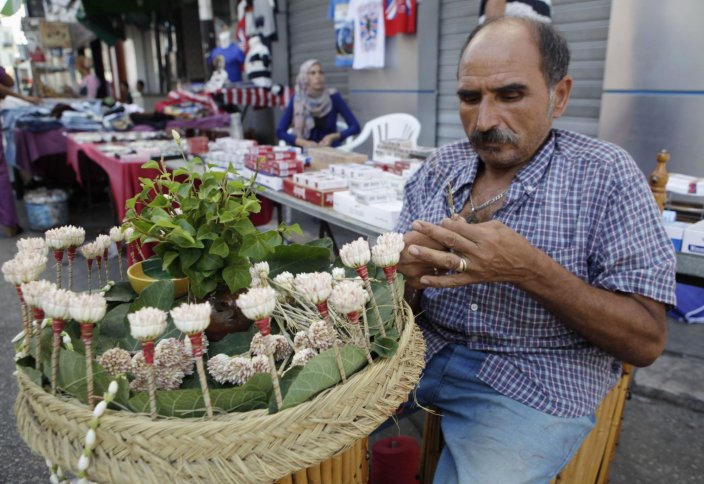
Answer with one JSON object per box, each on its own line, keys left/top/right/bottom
{"left": 396, "top": 17, "right": 675, "bottom": 483}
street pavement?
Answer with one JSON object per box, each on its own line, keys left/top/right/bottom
{"left": 1, "top": 201, "right": 702, "bottom": 483}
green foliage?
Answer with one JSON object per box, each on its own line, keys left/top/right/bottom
{"left": 274, "top": 345, "right": 368, "bottom": 411}
{"left": 123, "top": 154, "right": 294, "bottom": 299}
{"left": 129, "top": 373, "right": 272, "bottom": 417}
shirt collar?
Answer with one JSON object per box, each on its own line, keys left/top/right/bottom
{"left": 451, "top": 130, "right": 557, "bottom": 199}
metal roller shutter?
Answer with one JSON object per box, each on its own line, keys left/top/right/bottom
{"left": 286, "top": 0, "right": 349, "bottom": 98}
{"left": 435, "top": 0, "right": 612, "bottom": 146}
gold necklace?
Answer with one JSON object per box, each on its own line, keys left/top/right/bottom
{"left": 466, "top": 189, "right": 507, "bottom": 222}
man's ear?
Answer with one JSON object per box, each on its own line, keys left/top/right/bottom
{"left": 551, "top": 75, "right": 572, "bottom": 119}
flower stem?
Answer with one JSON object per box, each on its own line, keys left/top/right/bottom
{"left": 103, "top": 249, "right": 109, "bottom": 283}
{"left": 81, "top": 323, "right": 95, "bottom": 408}
{"left": 68, "top": 246, "right": 76, "bottom": 291}
{"left": 189, "top": 333, "right": 213, "bottom": 418}
{"left": 16, "top": 287, "right": 30, "bottom": 357}
{"left": 268, "top": 348, "right": 283, "bottom": 409}
{"left": 96, "top": 257, "right": 103, "bottom": 287}
{"left": 116, "top": 241, "right": 124, "bottom": 281}
{"left": 142, "top": 340, "right": 157, "bottom": 420}
{"left": 87, "top": 260, "right": 93, "bottom": 293}
{"left": 53, "top": 250, "right": 63, "bottom": 289}
{"left": 51, "top": 319, "right": 66, "bottom": 395}
{"left": 33, "top": 307, "right": 44, "bottom": 371}
{"left": 355, "top": 266, "right": 386, "bottom": 336}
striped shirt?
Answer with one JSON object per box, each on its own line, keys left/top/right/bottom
{"left": 396, "top": 129, "right": 676, "bottom": 417}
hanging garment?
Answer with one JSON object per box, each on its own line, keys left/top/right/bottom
{"left": 332, "top": 0, "right": 354, "bottom": 67}
{"left": 347, "top": 0, "right": 385, "bottom": 69}
{"left": 384, "top": 0, "right": 416, "bottom": 36}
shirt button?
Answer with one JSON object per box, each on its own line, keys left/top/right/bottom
{"left": 470, "top": 303, "right": 479, "bottom": 311}
{"left": 470, "top": 335, "right": 479, "bottom": 342}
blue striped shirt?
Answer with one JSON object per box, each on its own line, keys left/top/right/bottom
{"left": 396, "top": 129, "right": 676, "bottom": 417}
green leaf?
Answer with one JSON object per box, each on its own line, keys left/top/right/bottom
{"left": 128, "top": 373, "right": 272, "bottom": 417}
{"left": 370, "top": 336, "right": 399, "bottom": 358}
{"left": 239, "top": 231, "right": 282, "bottom": 261}
{"left": 95, "top": 303, "right": 131, "bottom": 351}
{"left": 19, "top": 365, "right": 43, "bottom": 386}
{"left": 129, "top": 279, "right": 175, "bottom": 313}
{"left": 175, "top": 218, "right": 197, "bottom": 236}
{"left": 179, "top": 248, "right": 201, "bottom": 271}
{"left": 276, "top": 345, "right": 368, "bottom": 411}
{"left": 210, "top": 238, "right": 230, "bottom": 258}
{"left": 189, "top": 276, "right": 218, "bottom": 300}
{"left": 266, "top": 244, "right": 332, "bottom": 277}
{"left": 208, "top": 325, "right": 257, "bottom": 356}
{"left": 162, "top": 251, "right": 179, "bottom": 271}
{"left": 222, "top": 256, "right": 251, "bottom": 293}
{"left": 142, "top": 160, "right": 161, "bottom": 170}
{"left": 195, "top": 252, "right": 224, "bottom": 272}
{"left": 148, "top": 194, "right": 170, "bottom": 208}
{"left": 45, "top": 347, "right": 132, "bottom": 410}
{"left": 103, "top": 282, "right": 137, "bottom": 302}
{"left": 305, "top": 237, "right": 334, "bottom": 251}
{"left": 196, "top": 225, "right": 219, "bottom": 241}
{"left": 142, "top": 257, "right": 173, "bottom": 280}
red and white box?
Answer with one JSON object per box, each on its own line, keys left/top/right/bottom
{"left": 283, "top": 178, "right": 343, "bottom": 207}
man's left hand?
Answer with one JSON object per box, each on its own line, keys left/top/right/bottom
{"left": 407, "top": 218, "right": 541, "bottom": 288}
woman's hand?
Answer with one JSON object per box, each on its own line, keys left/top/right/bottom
{"left": 296, "top": 138, "right": 319, "bottom": 148}
{"left": 319, "top": 133, "right": 341, "bottom": 147}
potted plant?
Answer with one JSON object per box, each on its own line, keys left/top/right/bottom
{"left": 122, "top": 131, "right": 301, "bottom": 338}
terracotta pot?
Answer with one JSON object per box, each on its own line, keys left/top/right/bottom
{"left": 203, "top": 286, "right": 251, "bottom": 342}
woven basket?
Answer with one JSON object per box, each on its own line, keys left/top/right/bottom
{"left": 15, "top": 304, "right": 425, "bottom": 483}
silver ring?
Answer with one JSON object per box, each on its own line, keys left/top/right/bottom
{"left": 456, "top": 257, "right": 468, "bottom": 273}
{"left": 433, "top": 267, "right": 439, "bottom": 275}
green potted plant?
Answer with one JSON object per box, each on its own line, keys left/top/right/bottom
{"left": 122, "top": 131, "right": 302, "bottom": 337}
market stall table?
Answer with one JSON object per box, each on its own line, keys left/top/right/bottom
{"left": 13, "top": 127, "right": 67, "bottom": 174}
{"left": 66, "top": 135, "right": 160, "bottom": 222}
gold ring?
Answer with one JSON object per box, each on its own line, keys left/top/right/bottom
{"left": 456, "top": 257, "right": 468, "bottom": 273}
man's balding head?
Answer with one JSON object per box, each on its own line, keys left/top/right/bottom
{"left": 459, "top": 17, "right": 570, "bottom": 89}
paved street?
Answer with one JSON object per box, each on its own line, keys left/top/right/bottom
{"left": 1, "top": 201, "right": 703, "bottom": 482}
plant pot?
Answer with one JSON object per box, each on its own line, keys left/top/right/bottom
{"left": 126, "top": 261, "right": 189, "bottom": 298}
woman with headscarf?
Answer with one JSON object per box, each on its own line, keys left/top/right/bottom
{"left": 277, "top": 59, "right": 360, "bottom": 148}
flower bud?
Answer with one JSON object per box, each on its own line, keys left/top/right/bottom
{"left": 93, "top": 400, "right": 107, "bottom": 418}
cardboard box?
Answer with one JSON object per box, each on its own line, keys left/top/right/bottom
{"left": 664, "top": 221, "right": 691, "bottom": 252}
{"left": 282, "top": 178, "right": 342, "bottom": 207}
{"left": 239, "top": 167, "right": 284, "bottom": 191}
{"left": 332, "top": 190, "right": 402, "bottom": 231}
{"left": 682, "top": 220, "right": 704, "bottom": 255}
{"left": 307, "top": 147, "right": 367, "bottom": 171}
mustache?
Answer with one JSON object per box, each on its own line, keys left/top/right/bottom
{"left": 469, "top": 128, "right": 520, "bottom": 148}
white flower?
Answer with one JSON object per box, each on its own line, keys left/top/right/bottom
{"left": 62, "top": 333, "right": 71, "bottom": 346}
{"left": 95, "top": 234, "right": 111, "bottom": 251}
{"left": 122, "top": 226, "right": 135, "bottom": 242}
{"left": 371, "top": 244, "right": 400, "bottom": 268}
{"left": 332, "top": 267, "right": 346, "bottom": 282}
{"left": 45, "top": 227, "right": 73, "bottom": 251}
{"left": 70, "top": 293, "right": 107, "bottom": 323}
{"left": 339, "top": 237, "right": 370, "bottom": 269}
{"left": 85, "top": 429, "right": 96, "bottom": 449}
{"left": 80, "top": 242, "right": 102, "bottom": 260}
{"left": 294, "top": 272, "right": 333, "bottom": 305}
{"left": 41, "top": 289, "right": 74, "bottom": 320}
{"left": 170, "top": 302, "right": 212, "bottom": 334}
{"left": 294, "top": 331, "right": 312, "bottom": 350}
{"left": 16, "top": 237, "right": 47, "bottom": 255}
{"left": 292, "top": 348, "right": 317, "bottom": 366}
{"left": 93, "top": 400, "right": 107, "bottom": 418}
{"left": 273, "top": 271, "right": 294, "bottom": 289}
{"left": 65, "top": 226, "right": 86, "bottom": 247}
{"left": 2, "top": 254, "right": 47, "bottom": 285}
{"left": 49, "top": 475, "right": 59, "bottom": 484}
{"left": 249, "top": 262, "right": 269, "bottom": 288}
{"left": 251, "top": 354, "right": 270, "bottom": 373}
{"left": 171, "top": 129, "right": 181, "bottom": 144}
{"left": 77, "top": 454, "right": 90, "bottom": 472}
{"left": 109, "top": 226, "right": 123, "bottom": 242}
{"left": 128, "top": 307, "right": 167, "bottom": 341}
{"left": 236, "top": 287, "right": 276, "bottom": 320}
{"left": 20, "top": 280, "right": 55, "bottom": 308}
{"left": 108, "top": 381, "right": 119, "bottom": 396}
{"left": 376, "top": 232, "right": 405, "bottom": 254}
{"left": 329, "top": 280, "right": 367, "bottom": 315}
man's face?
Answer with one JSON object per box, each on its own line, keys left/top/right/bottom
{"left": 457, "top": 23, "right": 567, "bottom": 170}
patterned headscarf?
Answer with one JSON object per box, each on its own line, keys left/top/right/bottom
{"left": 292, "top": 59, "right": 334, "bottom": 139}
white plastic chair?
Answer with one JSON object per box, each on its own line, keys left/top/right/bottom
{"left": 339, "top": 113, "right": 421, "bottom": 154}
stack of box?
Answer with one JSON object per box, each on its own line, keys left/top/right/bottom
{"left": 244, "top": 146, "right": 305, "bottom": 177}
{"left": 307, "top": 147, "right": 368, "bottom": 171}
{"left": 374, "top": 138, "right": 415, "bottom": 161}
{"left": 283, "top": 171, "right": 348, "bottom": 207}
{"left": 666, "top": 173, "right": 704, "bottom": 195}
{"left": 682, "top": 220, "right": 704, "bottom": 255}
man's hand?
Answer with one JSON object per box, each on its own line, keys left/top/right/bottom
{"left": 406, "top": 218, "right": 541, "bottom": 288}
{"left": 397, "top": 229, "right": 448, "bottom": 289}
{"left": 296, "top": 138, "right": 319, "bottom": 148}
{"left": 318, "top": 133, "right": 341, "bottom": 147}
